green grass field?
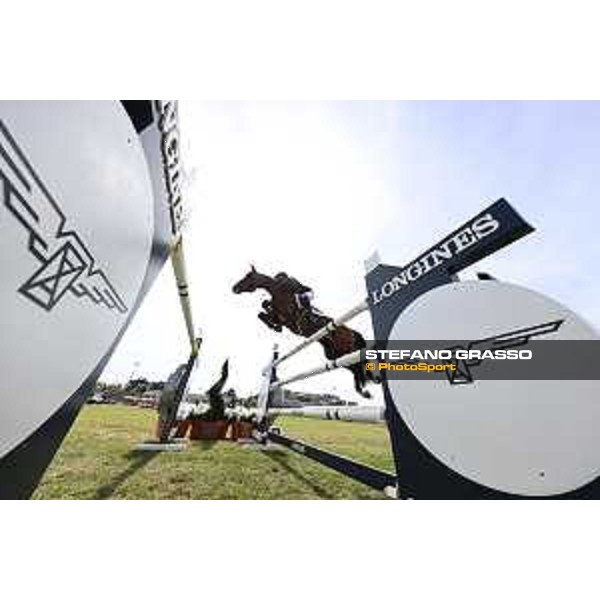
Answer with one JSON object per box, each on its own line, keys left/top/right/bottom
{"left": 33, "top": 405, "right": 394, "bottom": 499}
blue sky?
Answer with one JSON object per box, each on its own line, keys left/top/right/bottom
{"left": 103, "top": 101, "right": 600, "bottom": 401}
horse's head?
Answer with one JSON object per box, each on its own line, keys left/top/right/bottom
{"left": 232, "top": 265, "right": 261, "bottom": 294}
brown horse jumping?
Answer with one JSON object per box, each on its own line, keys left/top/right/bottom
{"left": 232, "top": 266, "right": 377, "bottom": 398}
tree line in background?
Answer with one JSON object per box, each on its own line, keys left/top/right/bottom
{"left": 91, "top": 379, "right": 355, "bottom": 409}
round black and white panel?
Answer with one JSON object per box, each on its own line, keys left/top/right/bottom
{"left": 0, "top": 102, "right": 154, "bottom": 460}
{"left": 387, "top": 280, "right": 600, "bottom": 497}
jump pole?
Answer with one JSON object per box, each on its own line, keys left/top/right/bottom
{"left": 272, "top": 406, "right": 386, "bottom": 424}
{"left": 170, "top": 236, "right": 200, "bottom": 357}
{"left": 140, "top": 239, "right": 202, "bottom": 448}
{"left": 270, "top": 349, "right": 363, "bottom": 389}
{"left": 266, "top": 300, "right": 368, "bottom": 372}
{"left": 146, "top": 236, "right": 204, "bottom": 446}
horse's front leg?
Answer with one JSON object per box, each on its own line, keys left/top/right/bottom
{"left": 258, "top": 311, "right": 283, "bottom": 332}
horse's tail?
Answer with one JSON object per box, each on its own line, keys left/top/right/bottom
{"left": 206, "top": 359, "right": 229, "bottom": 399}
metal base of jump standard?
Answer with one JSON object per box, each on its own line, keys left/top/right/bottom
{"left": 255, "top": 199, "right": 600, "bottom": 499}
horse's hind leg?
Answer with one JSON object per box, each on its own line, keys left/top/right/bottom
{"left": 350, "top": 364, "right": 371, "bottom": 399}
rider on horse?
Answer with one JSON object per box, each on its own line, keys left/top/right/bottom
{"left": 274, "top": 272, "right": 314, "bottom": 312}
{"left": 232, "top": 266, "right": 378, "bottom": 398}
{"left": 259, "top": 272, "right": 316, "bottom": 334}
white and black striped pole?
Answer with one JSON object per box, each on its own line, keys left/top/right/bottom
{"left": 170, "top": 236, "right": 200, "bottom": 356}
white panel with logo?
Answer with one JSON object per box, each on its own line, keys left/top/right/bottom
{"left": 387, "top": 280, "right": 600, "bottom": 496}
{"left": 0, "top": 102, "right": 154, "bottom": 459}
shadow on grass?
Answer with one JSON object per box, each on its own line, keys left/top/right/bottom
{"left": 262, "top": 449, "right": 335, "bottom": 499}
{"left": 93, "top": 450, "right": 159, "bottom": 499}
{"left": 189, "top": 440, "right": 218, "bottom": 450}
